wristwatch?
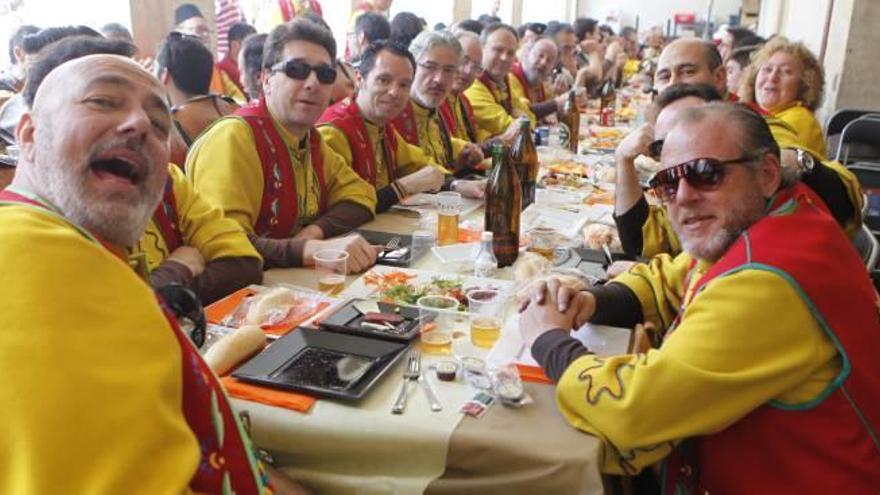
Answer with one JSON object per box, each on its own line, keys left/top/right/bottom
{"left": 795, "top": 148, "right": 816, "bottom": 177}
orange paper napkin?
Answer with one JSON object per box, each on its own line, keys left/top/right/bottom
{"left": 221, "top": 376, "right": 316, "bottom": 413}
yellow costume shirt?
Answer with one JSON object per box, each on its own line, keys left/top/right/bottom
{"left": 0, "top": 202, "right": 201, "bottom": 493}
{"left": 318, "top": 119, "right": 443, "bottom": 190}
{"left": 209, "top": 65, "right": 246, "bottom": 104}
{"left": 408, "top": 100, "right": 467, "bottom": 168}
{"left": 465, "top": 73, "right": 536, "bottom": 141}
{"left": 445, "top": 93, "right": 476, "bottom": 142}
{"left": 556, "top": 253, "right": 839, "bottom": 474}
{"left": 186, "top": 114, "right": 377, "bottom": 236}
{"left": 133, "top": 164, "right": 260, "bottom": 271}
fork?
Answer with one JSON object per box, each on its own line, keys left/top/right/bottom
{"left": 391, "top": 351, "right": 419, "bottom": 414}
{"left": 384, "top": 237, "right": 401, "bottom": 252}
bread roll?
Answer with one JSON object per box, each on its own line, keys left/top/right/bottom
{"left": 245, "top": 287, "right": 297, "bottom": 326}
{"left": 514, "top": 252, "right": 553, "bottom": 284}
{"left": 203, "top": 325, "right": 267, "bottom": 376}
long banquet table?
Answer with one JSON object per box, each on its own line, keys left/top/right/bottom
{"left": 230, "top": 206, "right": 607, "bottom": 495}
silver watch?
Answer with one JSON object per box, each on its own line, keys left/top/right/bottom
{"left": 795, "top": 148, "right": 816, "bottom": 177}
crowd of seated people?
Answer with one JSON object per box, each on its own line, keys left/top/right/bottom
{"left": 0, "top": 5, "right": 877, "bottom": 493}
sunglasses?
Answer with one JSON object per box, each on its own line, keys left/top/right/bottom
{"left": 157, "top": 283, "right": 207, "bottom": 349}
{"left": 649, "top": 139, "right": 664, "bottom": 159}
{"left": 648, "top": 156, "right": 755, "bottom": 203}
{"left": 272, "top": 59, "right": 337, "bottom": 85}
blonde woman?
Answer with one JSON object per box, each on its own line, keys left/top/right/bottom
{"left": 740, "top": 37, "right": 827, "bottom": 157}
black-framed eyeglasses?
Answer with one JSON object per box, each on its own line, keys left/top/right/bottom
{"left": 649, "top": 139, "right": 664, "bottom": 159}
{"left": 272, "top": 59, "right": 337, "bottom": 85}
{"left": 648, "top": 156, "right": 755, "bottom": 203}
{"left": 157, "top": 283, "right": 206, "bottom": 349}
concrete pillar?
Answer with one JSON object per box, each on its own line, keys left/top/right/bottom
{"left": 453, "top": 0, "right": 473, "bottom": 23}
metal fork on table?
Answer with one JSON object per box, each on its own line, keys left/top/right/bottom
{"left": 383, "top": 236, "right": 401, "bottom": 252}
{"left": 391, "top": 351, "right": 419, "bottom": 414}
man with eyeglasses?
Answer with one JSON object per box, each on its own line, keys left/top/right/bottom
{"left": 612, "top": 84, "right": 862, "bottom": 258}
{"left": 188, "top": 19, "right": 381, "bottom": 273}
{"left": 318, "top": 40, "right": 446, "bottom": 213}
{"left": 391, "top": 31, "right": 486, "bottom": 186}
{"left": 439, "top": 30, "right": 482, "bottom": 143}
{"left": 509, "top": 36, "right": 580, "bottom": 123}
{"left": 518, "top": 103, "right": 880, "bottom": 492}
{"left": 173, "top": 3, "right": 246, "bottom": 103}
{"left": 465, "top": 23, "right": 535, "bottom": 142}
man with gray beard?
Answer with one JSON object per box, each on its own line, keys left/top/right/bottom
{"left": 517, "top": 103, "right": 880, "bottom": 491}
{"left": 0, "top": 53, "right": 285, "bottom": 493}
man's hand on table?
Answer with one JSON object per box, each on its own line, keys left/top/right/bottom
{"left": 453, "top": 142, "right": 484, "bottom": 171}
{"left": 451, "top": 178, "right": 487, "bottom": 199}
{"left": 517, "top": 278, "right": 597, "bottom": 348}
{"left": 167, "top": 246, "right": 206, "bottom": 277}
{"left": 302, "top": 234, "right": 383, "bottom": 273}
{"left": 398, "top": 166, "right": 445, "bottom": 195}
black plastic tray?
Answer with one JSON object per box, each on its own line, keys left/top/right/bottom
{"left": 232, "top": 327, "right": 407, "bottom": 401}
{"left": 318, "top": 298, "right": 424, "bottom": 342}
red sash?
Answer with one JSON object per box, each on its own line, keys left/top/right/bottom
{"left": 152, "top": 178, "right": 184, "bottom": 253}
{"left": 318, "top": 97, "right": 398, "bottom": 185}
{"left": 510, "top": 63, "right": 545, "bottom": 103}
{"left": 665, "top": 183, "right": 880, "bottom": 493}
{"left": 478, "top": 71, "right": 513, "bottom": 114}
{"left": 0, "top": 188, "right": 267, "bottom": 493}
{"left": 439, "top": 94, "right": 478, "bottom": 143}
{"left": 235, "top": 98, "right": 327, "bottom": 238}
{"left": 389, "top": 101, "right": 418, "bottom": 145}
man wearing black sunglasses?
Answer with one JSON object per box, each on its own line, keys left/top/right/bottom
{"left": 189, "top": 19, "right": 383, "bottom": 273}
{"left": 519, "top": 103, "right": 880, "bottom": 492}
{"left": 613, "top": 83, "right": 862, "bottom": 258}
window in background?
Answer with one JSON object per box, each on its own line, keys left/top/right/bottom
{"left": 471, "top": 0, "right": 512, "bottom": 24}
{"left": 390, "top": 0, "right": 455, "bottom": 30}
{"left": 521, "top": 1, "right": 569, "bottom": 25}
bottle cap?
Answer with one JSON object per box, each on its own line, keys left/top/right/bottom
{"left": 481, "top": 231, "right": 494, "bottom": 242}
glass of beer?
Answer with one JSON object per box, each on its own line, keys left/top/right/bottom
{"left": 314, "top": 249, "right": 348, "bottom": 295}
{"left": 434, "top": 191, "right": 461, "bottom": 246}
{"left": 527, "top": 226, "right": 559, "bottom": 262}
{"left": 417, "top": 295, "right": 461, "bottom": 355}
{"left": 466, "top": 289, "right": 504, "bottom": 349}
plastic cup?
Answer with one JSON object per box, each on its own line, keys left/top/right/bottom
{"left": 313, "top": 249, "right": 348, "bottom": 295}
{"left": 418, "top": 295, "right": 464, "bottom": 355}
{"left": 466, "top": 289, "right": 504, "bottom": 349}
{"left": 434, "top": 191, "right": 462, "bottom": 246}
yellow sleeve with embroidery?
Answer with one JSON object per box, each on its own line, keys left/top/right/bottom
{"left": 557, "top": 268, "right": 839, "bottom": 475}
{"left": 774, "top": 104, "right": 828, "bottom": 159}
{"left": 317, "top": 124, "right": 353, "bottom": 164}
{"left": 465, "top": 79, "right": 515, "bottom": 142}
{"left": 640, "top": 205, "right": 682, "bottom": 258}
{"left": 392, "top": 128, "right": 449, "bottom": 178}
{"left": 186, "top": 118, "right": 264, "bottom": 234}
{"left": 135, "top": 164, "right": 260, "bottom": 271}
{"left": 611, "top": 252, "right": 692, "bottom": 330}
{"left": 317, "top": 135, "right": 378, "bottom": 214}
{"left": 0, "top": 206, "right": 201, "bottom": 493}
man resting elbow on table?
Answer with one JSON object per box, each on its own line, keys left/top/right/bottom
{"left": 188, "top": 20, "right": 382, "bottom": 272}
{"left": 519, "top": 103, "right": 880, "bottom": 492}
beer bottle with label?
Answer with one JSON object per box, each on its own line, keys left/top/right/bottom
{"left": 484, "top": 143, "right": 521, "bottom": 267}
{"left": 510, "top": 117, "right": 538, "bottom": 209}
{"left": 563, "top": 89, "right": 580, "bottom": 153}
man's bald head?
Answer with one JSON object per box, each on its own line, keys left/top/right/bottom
{"left": 655, "top": 38, "right": 726, "bottom": 95}
{"left": 15, "top": 50, "right": 171, "bottom": 248}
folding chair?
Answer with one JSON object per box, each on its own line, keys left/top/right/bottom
{"left": 826, "top": 110, "right": 880, "bottom": 159}
{"left": 851, "top": 224, "right": 879, "bottom": 269}
{"left": 835, "top": 117, "right": 880, "bottom": 166}
{"left": 849, "top": 163, "right": 880, "bottom": 232}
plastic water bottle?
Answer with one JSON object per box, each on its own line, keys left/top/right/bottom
{"left": 474, "top": 231, "right": 499, "bottom": 278}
